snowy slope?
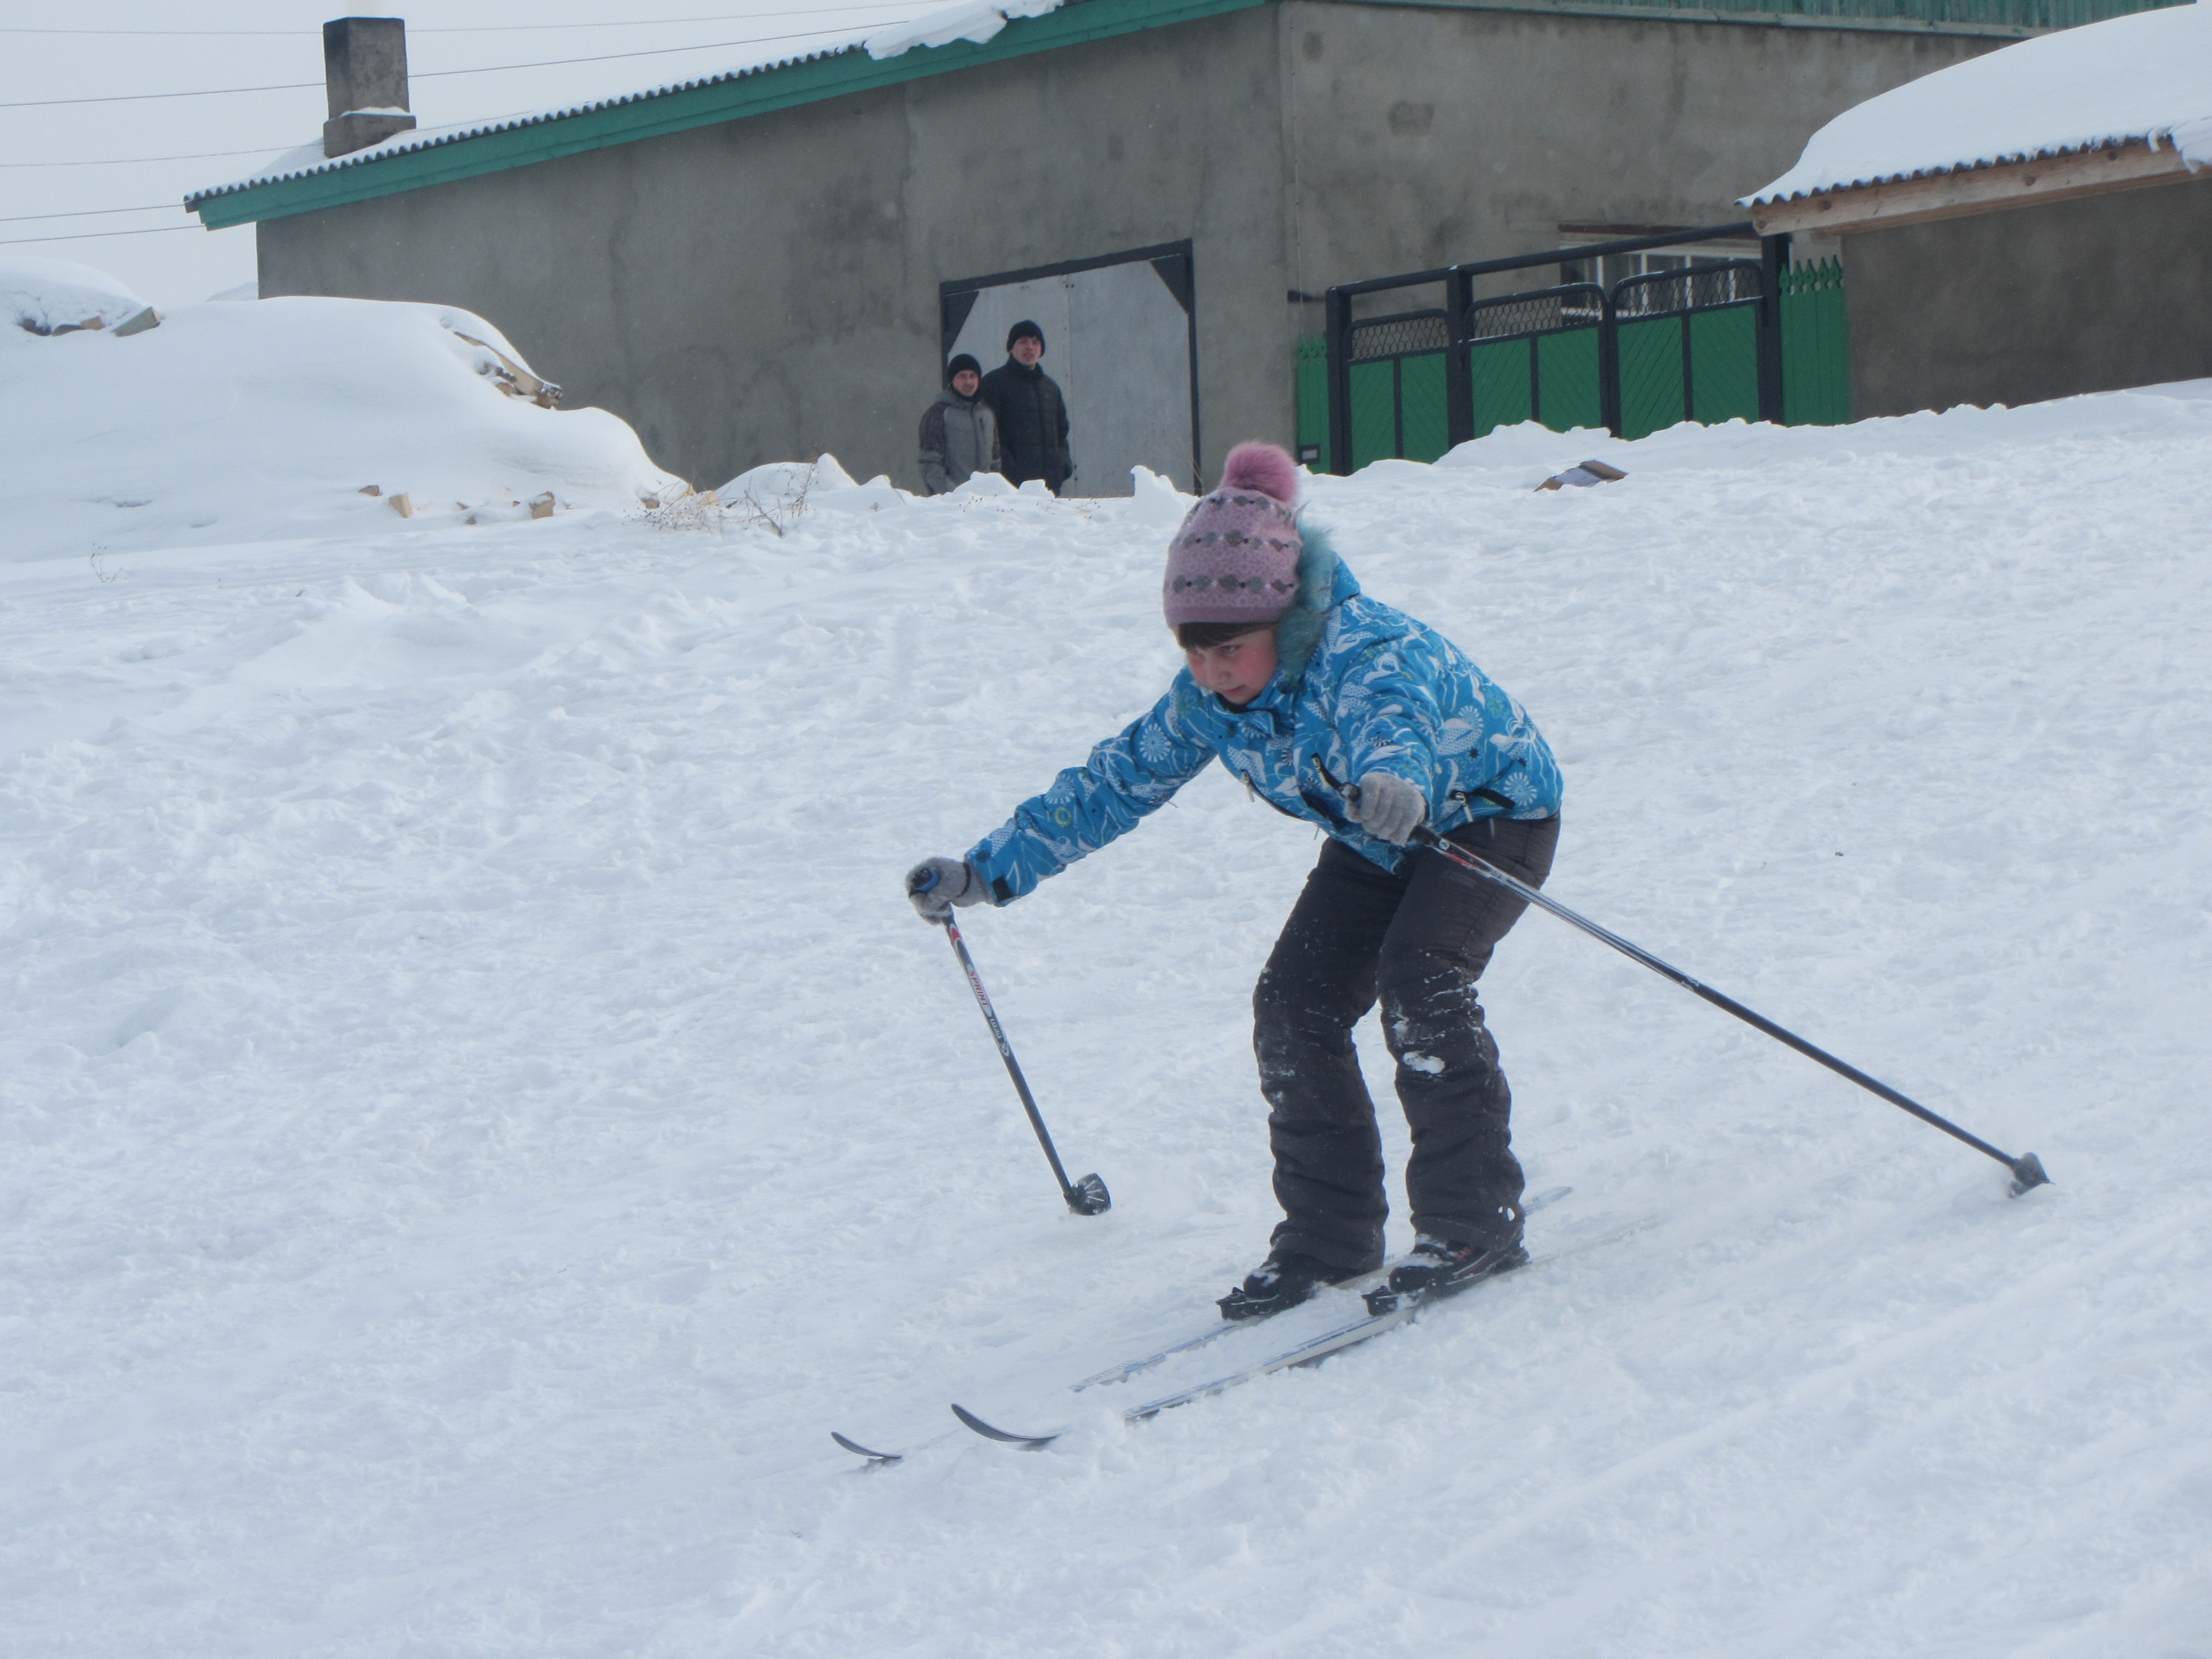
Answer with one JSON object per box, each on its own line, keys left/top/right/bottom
{"left": 2, "top": 368, "right": 2211, "bottom": 1655}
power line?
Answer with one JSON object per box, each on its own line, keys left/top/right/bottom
{"left": 0, "top": 202, "right": 175, "bottom": 223}
{"left": 0, "top": 8, "right": 916, "bottom": 36}
{"left": 410, "top": 25, "right": 901, "bottom": 80}
{"left": 0, "top": 148, "right": 288, "bottom": 169}
{"left": 0, "top": 225, "right": 206, "bottom": 247}
{"left": 0, "top": 80, "right": 320, "bottom": 112}
{"left": 0, "top": 24, "right": 901, "bottom": 111}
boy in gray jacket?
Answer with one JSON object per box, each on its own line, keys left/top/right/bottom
{"left": 918, "top": 354, "right": 1000, "bottom": 495}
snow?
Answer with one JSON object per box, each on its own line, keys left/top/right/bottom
{"left": 1748, "top": 0, "right": 2212, "bottom": 202}
{"left": 866, "top": 0, "right": 1066, "bottom": 61}
{"left": 3, "top": 285, "right": 2212, "bottom": 1653}
{"left": 2, "top": 255, "right": 152, "bottom": 338}
{"left": 0, "top": 293, "right": 684, "bottom": 565}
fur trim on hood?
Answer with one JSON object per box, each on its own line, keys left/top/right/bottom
{"left": 1275, "top": 523, "right": 1342, "bottom": 690}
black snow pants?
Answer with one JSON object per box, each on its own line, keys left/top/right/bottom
{"left": 1253, "top": 813, "right": 1561, "bottom": 1272}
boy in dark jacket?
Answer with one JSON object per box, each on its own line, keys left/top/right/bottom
{"left": 978, "top": 321, "right": 1072, "bottom": 495}
{"left": 919, "top": 354, "right": 1000, "bottom": 495}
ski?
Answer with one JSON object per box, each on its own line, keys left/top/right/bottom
{"left": 829, "top": 1431, "right": 905, "bottom": 1465}
{"left": 949, "top": 1402, "right": 1059, "bottom": 1448}
{"left": 947, "top": 1211, "right": 1657, "bottom": 1450}
{"left": 1066, "top": 1185, "right": 1573, "bottom": 1395}
{"left": 838, "top": 1187, "right": 1581, "bottom": 1464}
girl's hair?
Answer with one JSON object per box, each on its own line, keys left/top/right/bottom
{"left": 1174, "top": 619, "right": 1272, "bottom": 651}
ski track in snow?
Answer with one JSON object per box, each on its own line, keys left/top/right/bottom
{"left": 3, "top": 392, "right": 2210, "bottom": 1656}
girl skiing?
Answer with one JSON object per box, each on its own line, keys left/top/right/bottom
{"left": 906, "top": 442, "right": 1563, "bottom": 1319}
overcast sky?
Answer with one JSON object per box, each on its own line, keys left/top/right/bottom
{"left": 1, "top": 1, "right": 947, "bottom": 305}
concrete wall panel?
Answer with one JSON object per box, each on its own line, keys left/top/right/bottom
{"left": 262, "top": 6, "right": 1287, "bottom": 494}
{"left": 1280, "top": 2, "right": 2000, "bottom": 311}
{"left": 1845, "top": 177, "right": 2212, "bottom": 417}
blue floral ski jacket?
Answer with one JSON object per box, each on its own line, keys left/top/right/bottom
{"left": 966, "top": 536, "right": 1562, "bottom": 905}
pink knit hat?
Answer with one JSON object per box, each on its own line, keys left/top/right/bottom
{"left": 1162, "top": 442, "right": 1303, "bottom": 628}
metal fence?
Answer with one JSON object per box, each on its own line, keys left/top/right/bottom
{"left": 1464, "top": 283, "right": 1609, "bottom": 442}
{"left": 1307, "top": 227, "right": 1852, "bottom": 473}
{"left": 1780, "top": 257, "right": 1851, "bottom": 429}
{"left": 1613, "top": 260, "right": 1766, "bottom": 438}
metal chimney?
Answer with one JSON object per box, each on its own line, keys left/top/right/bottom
{"left": 322, "top": 17, "right": 418, "bottom": 159}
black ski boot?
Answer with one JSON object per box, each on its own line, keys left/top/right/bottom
{"left": 1217, "top": 1248, "right": 1360, "bottom": 1322}
{"left": 1374, "top": 1231, "right": 1528, "bottom": 1310}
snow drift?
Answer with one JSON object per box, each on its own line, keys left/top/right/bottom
{"left": 0, "top": 286, "right": 685, "bottom": 562}
{"left": 1, "top": 254, "right": 154, "bottom": 337}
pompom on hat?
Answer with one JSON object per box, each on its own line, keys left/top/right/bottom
{"left": 1163, "top": 442, "right": 1303, "bottom": 628}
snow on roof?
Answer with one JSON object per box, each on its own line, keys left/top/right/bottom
{"left": 1747, "top": 0, "right": 2212, "bottom": 204}
{"left": 184, "top": 1, "right": 1069, "bottom": 209}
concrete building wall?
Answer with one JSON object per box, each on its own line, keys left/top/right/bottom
{"left": 259, "top": 1, "right": 2025, "bottom": 491}
{"left": 1280, "top": 2, "right": 2002, "bottom": 317}
{"left": 261, "top": 6, "right": 1290, "bottom": 494}
{"left": 1844, "top": 176, "right": 2212, "bottom": 417}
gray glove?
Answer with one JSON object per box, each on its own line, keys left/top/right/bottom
{"left": 1345, "top": 771, "right": 1427, "bottom": 845}
{"left": 906, "top": 855, "right": 987, "bottom": 923}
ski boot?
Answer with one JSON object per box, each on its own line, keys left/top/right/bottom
{"left": 1218, "top": 1248, "right": 1361, "bottom": 1322}
{"left": 1365, "top": 1230, "right": 1528, "bottom": 1314}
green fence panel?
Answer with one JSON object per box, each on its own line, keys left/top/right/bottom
{"left": 1323, "top": 262, "right": 1854, "bottom": 461}
{"left": 1781, "top": 260, "right": 1851, "bottom": 427}
{"left": 1468, "top": 338, "right": 1533, "bottom": 438}
{"left": 1818, "top": 278, "right": 1852, "bottom": 424}
{"left": 1348, "top": 359, "right": 1398, "bottom": 470}
{"left": 1616, "top": 316, "right": 1683, "bottom": 441}
{"left": 1398, "top": 352, "right": 1451, "bottom": 462}
{"left": 1688, "top": 305, "right": 1759, "bottom": 424}
{"left": 1345, "top": 352, "right": 1449, "bottom": 467}
{"left": 1535, "top": 327, "right": 1603, "bottom": 432}
{"left": 1295, "top": 333, "right": 1332, "bottom": 472}
{"left": 1295, "top": 333, "right": 1331, "bottom": 472}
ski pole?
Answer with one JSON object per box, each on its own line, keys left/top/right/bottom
{"left": 908, "top": 868, "right": 1111, "bottom": 1217}
{"left": 1318, "top": 766, "right": 2049, "bottom": 1197}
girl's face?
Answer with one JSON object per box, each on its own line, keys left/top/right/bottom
{"left": 1185, "top": 628, "right": 1279, "bottom": 708}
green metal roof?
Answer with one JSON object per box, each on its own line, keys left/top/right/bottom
{"left": 187, "top": 0, "right": 1266, "bottom": 230}
{"left": 1421, "top": 0, "right": 2182, "bottom": 25}
{"left": 186, "top": 0, "right": 2189, "bottom": 229}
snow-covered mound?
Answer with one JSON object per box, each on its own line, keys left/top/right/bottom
{"left": 2, "top": 384, "right": 2210, "bottom": 1656}
{"left": 1, "top": 254, "right": 152, "bottom": 338}
{"left": 0, "top": 282, "right": 685, "bottom": 562}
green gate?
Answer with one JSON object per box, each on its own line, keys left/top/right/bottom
{"left": 1612, "top": 262, "right": 1765, "bottom": 440}
{"left": 1310, "top": 252, "right": 1849, "bottom": 469}
{"left": 1465, "top": 283, "right": 1608, "bottom": 439}
{"left": 1344, "top": 310, "right": 1452, "bottom": 469}
{"left": 1314, "top": 228, "right": 1855, "bottom": 473}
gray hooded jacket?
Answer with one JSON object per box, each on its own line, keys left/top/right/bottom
{"left": 919, "top": 388, "right": 1000, "bottom": 495}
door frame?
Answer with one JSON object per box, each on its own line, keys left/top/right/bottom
{"left": 941, "top": 239, "right": 1201, "bottom": 492}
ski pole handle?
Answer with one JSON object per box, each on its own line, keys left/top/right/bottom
{"left": 906, "top": 859, "right": 968, "bottom": 928}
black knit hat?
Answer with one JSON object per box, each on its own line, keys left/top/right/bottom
{"left": 946, "top": 353, "right": 982, "bottom": 382}
{"left": 1006, "top": 319, "right": 1045, "bottom": 352}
